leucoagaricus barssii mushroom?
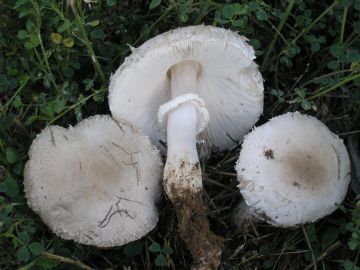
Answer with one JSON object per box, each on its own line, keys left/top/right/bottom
{"left": 109, "top": 25, "right": 264, "bottom": 269}
{"left": 24, "top": 115, "right": 162, "bottom": 247}
{"left": 235, "top": 112, "right": 351, "bottom": 227}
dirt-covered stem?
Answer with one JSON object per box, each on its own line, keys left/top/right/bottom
{"left": 163, "top": 61, "right": 222, "bottom": 270}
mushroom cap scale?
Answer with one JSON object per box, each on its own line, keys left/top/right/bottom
{"left": 236, "top": 112, "right": 351, "bottom": 227}
{"left": 24, "top": 115, "right": 162, "bottom": 247}
{"left": 109, "top": 25, "right": 264, "bottom": 155}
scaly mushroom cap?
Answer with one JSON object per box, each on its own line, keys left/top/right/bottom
{"left": 236, "top": 112, "right": 351, "bottom": 227}
{"left": 109, "top": 25, "right": 264, "bottom": 155}
{"left": 24, "top": 115, "right": 162, "bottom": 247}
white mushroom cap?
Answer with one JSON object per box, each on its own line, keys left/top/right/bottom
{"left": 109, "top": 25, "right": 264, "bottom": 155}
{"left": 24, "top": 115, "right": 163, "bottom": 247}
{"left": 235, "top": 112, "right": 351, "bottom": 227}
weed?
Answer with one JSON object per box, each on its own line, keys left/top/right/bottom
{"left": 148, "top": 238, "right": 174, "bottom": 267}
{"left": 0, "top": 0, "right": 360, "bottom": 269}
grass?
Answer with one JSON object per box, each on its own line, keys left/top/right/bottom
{"left": 0, "top": 0, "right": 360, "bottom": 269}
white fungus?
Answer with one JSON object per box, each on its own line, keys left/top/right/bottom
{"left": 109, "top": 25, "right": 264, "bottom": 156}
{"left": 108, "top": 25, "right": 264, "bottom": 269}
{"left": 235, "top": 112, "right": 351, "bottom": 227}
{"left": 24, "top": 115, "right": 163, "bottom": 247}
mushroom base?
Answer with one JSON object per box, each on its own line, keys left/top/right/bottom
{"left": 168, "top": 187, "right": 223, "bottom": 270}
{"left": 164, "top": 160, "right": 223, "bottom": 270}
{"left": 171, "top": 189, "right": 223, "bottom": 270}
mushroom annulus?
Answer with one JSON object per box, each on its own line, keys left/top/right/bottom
{"left": 235, "top": 112, "right": 351, "bottom": 227}
{"left": 24, "top": 115, "right": 162, "bottom": 247}
{"left": 109, "top": 25, "right": 264, "bottom": 269}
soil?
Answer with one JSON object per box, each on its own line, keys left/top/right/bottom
{"left": 167, "top": 186, "right": 223, "bottom": 270}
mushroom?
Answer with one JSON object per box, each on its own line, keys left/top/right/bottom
{"left": 235, "top": 112, "right": 351, "bottom": 227}
{"left": 109, "top": 25, "right": 264, "bottom": 268}
{"left": 24, "top": 115, "right": 162, "bottom": 247}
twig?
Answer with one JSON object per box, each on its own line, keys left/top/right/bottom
{"left": 302, "top": 226, "right": 317, "bottom": 270}
{"left": 203, "top": 176, "right": 236, "bottom": 191}
{"left": 339, "top": 130, "right": 360, "bottom": 136}
{"left": 130, "top": 152, "right": 140, "bottom": 185}
{"left": 42, "top": 252, "right": 94, "bottom": 270}
{"left": 237, "top": 253, "right": 263, "bottom": 266}
{"left": 304, "top": 241, "right": 342, "bottom": 270}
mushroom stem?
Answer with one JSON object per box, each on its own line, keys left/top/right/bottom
{"left": 163, "top": 61, "right": 223, "bottom": 270}
{"left": 166, "top": 103, "right": 199, "bottom": 168}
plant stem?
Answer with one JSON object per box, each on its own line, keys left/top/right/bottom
{"left": 348, "top": 34, "right": 360, "bottom": 46}
{"left": 302, "top": 226, "right": 317, "bottom": 270}
{"left": 37, "top": 32, "right": 59, "bottom": 91}
{"left": 71, "top": 1, "right": 106, "bottom": 84}
{"left": 300, "top": 69, "right": 352, "bottom": 88}
{"left": 47, "top": 88, "right": 106, "bottom": 125}
{"left": 30, "top": 0, "right": 59, "bottom": 92}
{"left": 133, "top": 5, "right": 174, "bottom": 47}
{"left": 41, "top": 252, "right": 94, "bottom": 270}
{"left": 340, "top": 6, "right": 348, "bottom": 44}
{"left": 0, "top": 76, "right": 30, "bottom": 116}
{"left": 309, "top": 72, "right": 360, "bottom": 100}
{"left": 114, "top": 3, "right": 176, "bottom": 62}
{"left": 304, "top": 241, "right": 342, "bottom": 270}
{"left": 291, "top": 1, "right": 338, "bottom": 45}
{"left": 262, "top": 0, "right": 295, "bottom": 70}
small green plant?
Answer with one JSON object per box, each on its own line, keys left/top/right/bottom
{"left": 271, "top": 89, "right": 285, "bottom": 102}
{"left": 148, "top": 239, "right": 174, "bottom": 267}
{"left": 303, "top": 224, "right": 341, "bottom": 262}
{"left": 342, "top": 259, "right": 360, "bottom": 270}
{"left": 295, "top": 88, "right": 312, "bottom": 110}
{"left": 344, "top": 200, "right": 360, "bottom": 251}
{"left": 1, "top": 0, "right": 360, "bottom": 268}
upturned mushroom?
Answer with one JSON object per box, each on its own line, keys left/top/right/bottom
{"left": 109, "top": 25, "right": 264, "bottom": 269}
{"left": 24, "top": 115, "right": 162, "bottom": 247}
{"left": 235, "top": 112, "right": 351, "bottom": 227}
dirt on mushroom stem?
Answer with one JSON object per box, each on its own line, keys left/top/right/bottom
{"left": 164, "top": 159, "right": 223, "bottom": 270}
